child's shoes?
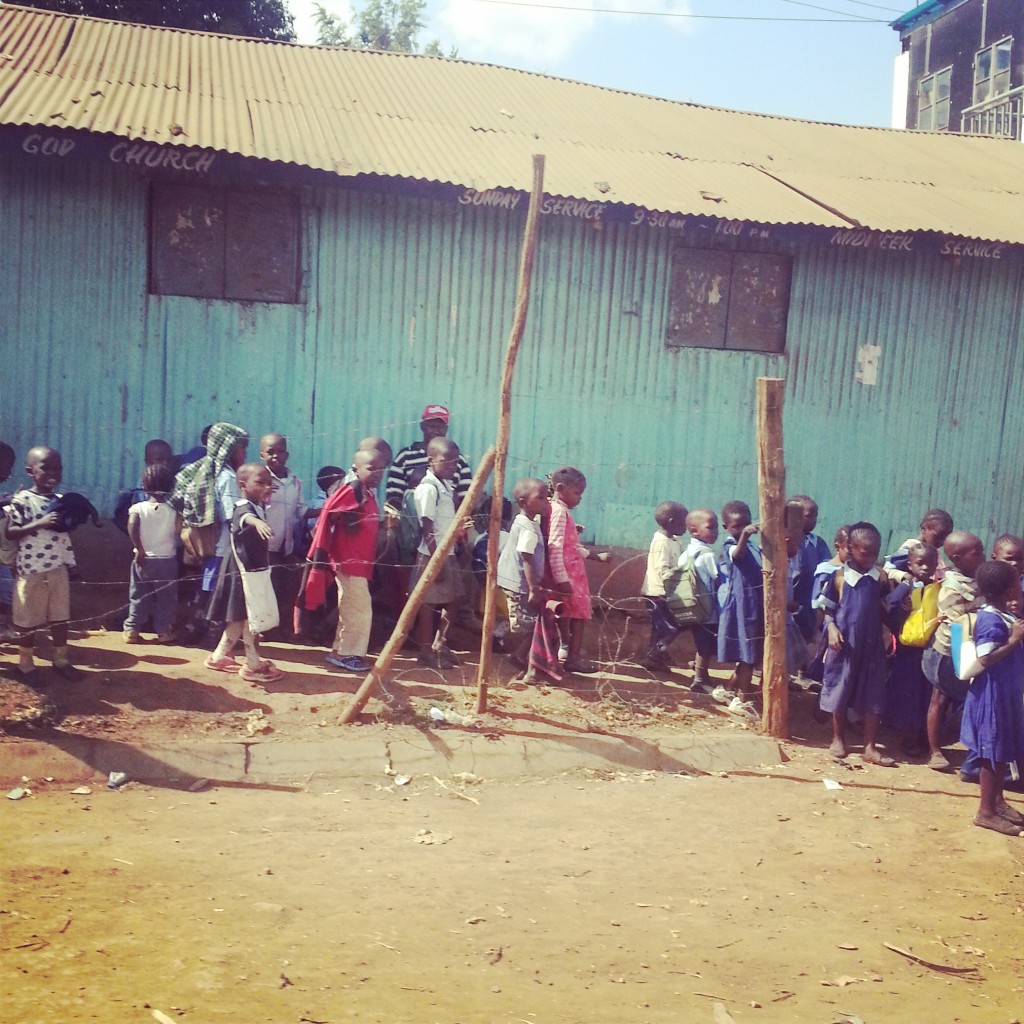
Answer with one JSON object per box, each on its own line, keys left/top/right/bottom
{"left": 124, "top": 629, "right": 142, "bottom": 644}
{"left": 240, "top": 660, "right": 284, "bottom": 685}
{"left": 563, "top": 657, "right": 598, "bottom": 675}
{"left": 155, "top": 631, "right": 177, "bottom": 644}
{"left": 204, "top": 654, "right": 239, "bottom": 673}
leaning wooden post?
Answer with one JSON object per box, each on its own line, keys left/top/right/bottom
{"left": 757, "top": 377, "right": 789, "bottom": 739}
{"left": 476, "top": 154, "right": 546, "bottom": 715}
{"left": 339, "top": 447, "right": 496, "bottom": 724}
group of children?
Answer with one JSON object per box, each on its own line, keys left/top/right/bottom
{"left": 3, "top": 429, "right": 1023, "bottom": 837}
{"left": 638, "top": 499, "right": 1024, "bottom": 837}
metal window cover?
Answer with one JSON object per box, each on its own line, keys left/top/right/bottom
{"left": 4, "top": 3, "right": 1024, "bottom": 243}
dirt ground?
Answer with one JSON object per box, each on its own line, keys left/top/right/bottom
{"left": 2, "top": 620, "right": 1024, "bottom": 1023}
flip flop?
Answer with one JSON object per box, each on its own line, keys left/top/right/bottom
{"left": 203, "top": 655, "right": 239, "bottom": 673}
{"left": 862, "top": 751, "right": 897, "bottom": 768}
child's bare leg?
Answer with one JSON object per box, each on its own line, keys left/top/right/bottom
{"left": 830, "top": 710, "right": 848, "bottom": 759}
{"left": 435, "top": 604, "right": 453, "bottom": 651}
{"left": 972, "top": 761, "right": 1024, "bottom": 834}
{"left": 861, "top": 712, "right": 896, "bottom": 767}
{"left": 239, "top": 621, "right": 261, "bottom": 671}
{"left": 212, "top": 621, "right": 244, "bottom": 663}
{"left": 926, "top": 689, "right": 953, "bottom": 770}
{"left": 414, "top": 604, "right": 435, "bottom": 649}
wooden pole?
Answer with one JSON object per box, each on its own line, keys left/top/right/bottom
{"left": 475, "top": 154, "right": 546, "bottom": 715}
{"left": 757, "top": 377, "right": 789, "bottom": 739}
{"left": 339, "top": 447, "right": 496, "bottom": 724}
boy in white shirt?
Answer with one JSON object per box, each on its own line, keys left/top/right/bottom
{"left": 683, "top": 508, "right": 722, "bottom": 694}
{"left": 640, "top": 501, "right": 688, "bottom": 670}
{"left": 125, "top": 463, "right": 182, "bottom": 643}
{"left": 496, "top": 477, "right": 549, "bottom": 669}
{"left": 411, "top": 438, "right": 465, "bottom": 669}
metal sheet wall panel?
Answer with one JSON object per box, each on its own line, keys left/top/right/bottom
{"left": 4, "top": 148, "right": 1024, "bottom": 553}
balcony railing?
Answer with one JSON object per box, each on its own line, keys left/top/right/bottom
{"left": 961, "top": 85, "right": 1024, "bottom": 139}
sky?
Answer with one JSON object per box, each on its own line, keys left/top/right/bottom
{"left": 287, "top": 0, "right": 909, "bottom": 128}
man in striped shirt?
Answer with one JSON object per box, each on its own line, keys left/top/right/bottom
{"left": 385, "top": 405, "right": 471, "bottom": 515}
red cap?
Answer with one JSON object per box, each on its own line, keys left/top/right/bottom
{"left": 421, "top": 404, "right": 450, "bottom": 423}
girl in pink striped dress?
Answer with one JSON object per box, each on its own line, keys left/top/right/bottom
{"left": 546, "top": 467, "right": 597, "bottom": 674}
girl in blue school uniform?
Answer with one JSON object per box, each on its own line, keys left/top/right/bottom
{"left": 819, "top": 521, "right": 896, "bottom": 767}
{"left": 960, "top": 560, "right": 1024, "bottom": 837}
{"left": 716, "top": 500, "right": 763, "bottom": 717}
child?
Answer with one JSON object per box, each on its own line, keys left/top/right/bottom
{"left": 803, "top": 525, "right": 851, "bottom": 688}
{"left": 302, "top": 465, "right": 345, "bottom": 548}
{"left": 683, "top": 508, "right": 721, "bottom": 694}
{"left": 0, "top": 441, "right": 16, "bottom": 640}
{"left": 496, "top": 478, "right": 549, "bottom": 669}
{"left": 888, "top": 509, "right": 954, "bottom": 581}
{"left": 923, "top": 530, "right": 985, "bottom": 772}
{"left": 4, "top": 446, "right": 80, "bottom": 677}
{"left": 124, "top": 463, "right": 181, "bottom": 643}
{"left": 203, "top": 463, "right": 284, "bottom": 684}
{"left": 715, "top": 500, "right": 762, "bottom": 716}
{"left": 543, "top": 466, "right": 597, "bottom": 675}
{"left": 113, "top": 439, "right": 174, "bottom": 533}
{"left": 412, "top": 437, "right": 465, "bottom": 669}
{"left": 320, "top": 446, "right": 388, "bottom": 673}
{"left": 960, "top": 560, "right": 1024, "bottom": 836}
{"left": 819, "top": 521, "right": 895, "bottom": 767}
{"left": 790, "top": 494, "right": 831, "bottom": 638}
{"left": 639, "top": 501, "right": 688, "bottom": 671}
{"left": 883, "top": 542, "right": 939, "bottom": 757}
{"left": 260, "top": 433, "right": 305, "bottom": 636}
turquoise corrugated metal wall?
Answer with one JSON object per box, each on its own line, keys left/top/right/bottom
{"left": 2, "top": 147, "right": 1023, "bottom": 552}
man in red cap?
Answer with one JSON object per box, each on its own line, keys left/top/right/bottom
{"left": 385, "top": 404, "right": 470, "bottom": 514}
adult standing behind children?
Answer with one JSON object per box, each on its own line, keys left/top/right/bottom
{"left": 5, "top": 446, "right": 81, "bottom": 677}
{"left": 386, "top": 405, "right": 471, "bottom": 513}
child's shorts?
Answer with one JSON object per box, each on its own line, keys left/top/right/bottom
{"left": 501, "top": 587, "right": 537, "bottom": 637}
{"left": 411, "top": 553, "right": 464, "bottom": 606}
{"left": 13, "top": 566, "right": 71, "bottom": 629}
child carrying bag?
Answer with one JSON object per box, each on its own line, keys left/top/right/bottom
{"left": 899, "top": 581, "right": 941, "bottom": 648}
{"left": 230, "top": 533, "right": 279, "bottom": 635}
{"left": 950, "top": 612, "right": 983, "bottom": 681}
{"left": 665, "top": 552, "right": 713, "bottom": 626}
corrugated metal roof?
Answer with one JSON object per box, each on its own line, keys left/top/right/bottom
{"left": 3, "top": 3, "right": 1024, "bottom": 242}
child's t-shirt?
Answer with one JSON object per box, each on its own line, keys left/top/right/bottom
{"left": 264, "top": 469, "right": 305, "bottom": 557}
{"left": 932, "top": 569, "right": 976, "bottom": 656}
{"left": 683, "top": 537, "right": 721, "bottom": 624}
{"left": 214, "top": 467, "right": 240, "bottom": 558}
{"left": 6, "top": 490, "right": 75, "bottom": 576}
{"left": 641, "top": 531, "right": 682, "bottom": 598}
{"left": 129, "top": 499, "right": 178, "bottom": 559}
{"left": 497, "top": 513, "right": 544, "bottom": 594}
{"left": 414, "top": 472, "right": 456, "bottom": 557}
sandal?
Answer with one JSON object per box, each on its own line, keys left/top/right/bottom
{"left": 240, "top": 660, "right": 285, "bottom": 684}
{"left": 203, "top": 655, "right": 239, "bottom": 673}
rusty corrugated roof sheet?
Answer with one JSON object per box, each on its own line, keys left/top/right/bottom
{"left": 3, "top": 3, "right": 1024, "bottom": 241}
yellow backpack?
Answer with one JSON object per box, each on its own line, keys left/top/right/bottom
{"left": 898, "top": 581, "right": 940, "bottom": 648}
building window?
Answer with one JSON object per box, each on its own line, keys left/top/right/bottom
{"left": 150, "top": 184, "right": 301, "bottom": 303}
{"left": 918, "top": 66, "right": 951, "bottom": 130}
{"left": 973, "top": 38, "right": 1012, "bottom": 105}
{"left": 665, "top": 248, "right": 792, "bottom": 354}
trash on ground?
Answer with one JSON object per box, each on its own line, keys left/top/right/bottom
{"left": 413, "top": 828, "right": 453, "bottom": 845}
{"left": 823, "top": 777, "right": 843, "bottom": 790}
{"left": 7, "top": 787, "right": 29, "bottom": 800}
{"left": 394, "top": 775, "right": 411, "bottom": 786}
{"left": 70, "top": 786, "right": 92, "bottom": 795}
{"left": 107, "top": 771, "right": 128, "bottom": 789}
{"left": 245, "top": 709, "right": 273, "bottom": 735}
{"left": 188, "top": 778, "right": 210, "bottom": 792}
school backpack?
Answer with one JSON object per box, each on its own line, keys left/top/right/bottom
{"left": 950, "top": 612, "right": 984, "bottom": 681}
{"left": 665, "top": 552, "right": 714, "bottom": 626}
{"left": 395, "top": 476, "right": 445, "bottom": 565}
{"left": 898, "top": 581, "right": 941, "bottom": 648}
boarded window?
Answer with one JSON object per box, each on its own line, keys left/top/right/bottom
{"left": 665, "top": 248, "right": 791, "bottom": 353}
{"left": 150, "top": 184, "right": 300, "bottom": 303}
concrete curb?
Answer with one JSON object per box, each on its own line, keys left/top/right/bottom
{"left": 1, "top": 726, "right": 782, "bottom": 788}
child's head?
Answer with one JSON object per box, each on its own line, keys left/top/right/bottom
{"left": 721, "top": 500, "right": 752, "bottom": 539}
{"left": 142, "top": 463, "right": 175, "bottom": 501}
{"left": 0, "top": 441, "right": 15, "bottom": 484}
{"left": 944, "top": 530, "right": 985, "bottom": 578}
{"left": 550, "top": 466, "right": 586, "bottom": 509}
{"left": 426, "top": 437, "right": 460, "bottom": 481}
{"left": 846, "top": 521, "right": 882, "bottom": 574}
{"left": 992, "top": 534, "right": 1024, "bottom": 577}
{"left": 976, "top": 559, "right": 1021, "bottom": 611}
{"left": 474, "top": 494, "right": 514, "bottom": 533}
{"left": 686, "top": 508, "right": 718, "bottom": 544}
{"left": 512, "top": 477, "right": 549, "bottom": 520}
{"left": 352, "top": 447, "right": 388, "bottom": 490}
{"left": 919, "top": 508, "right": 954, "bottom": 548}
{"left": 357, "top": 436, "right": 394, "bottom": 465}
{"left": 26, "top": 445, "right": 62, "bottom": 494}
{"left": 654, "top": 501, "right": 688, "bottom": 538}
{"left": 905, "top": 541, "right": 938, "bottom": 583}
{"left": 833, "top": 525, "right": 850, "bottom": 559}
{"left": 207, "top": 423, "right": 249, "bottom": 470}
{"left": 316, "top": 465, "right": 345, "bottom": 495}
{"left": 259, "top": 433, "right": 289, "bottom": 477}
{"left": 144, "top": 439, "right": 173, "bottom": 467}
{"left": 420, "top": 405, "right": 450, "bottom": 443}
{"left": 789, "top": 494, "right": 818, "bottom": 535}
{"left": 237, "top": 462, "right": 274, "bottom": 505}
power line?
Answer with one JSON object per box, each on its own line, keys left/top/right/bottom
{"left": 474, "top": 0, "right": 889, "bottom": 22}
{"left": 778, "top": 0, "right": 877, "bottom": 21}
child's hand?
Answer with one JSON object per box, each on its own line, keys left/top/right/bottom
{"left": 134, "top": 550, "right": 147, "bottom": 567}
{"left": 827, "top": 621, "right": 844, "bottom": 652}
{"left": 251, "top": 519, "right": 273, "bottom": 541}
{"left": 37, "top": 512, "right": 61, "bottom": 531}
{"left": 527, "top": 587, "right": 541, "bottom": 609}
{"left": 742, "top": 523, "right": 760, "bottom": 540}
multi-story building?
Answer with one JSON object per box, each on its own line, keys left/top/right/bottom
{"left": 892, "top": 0, "right": 1022, "bottom": 137}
